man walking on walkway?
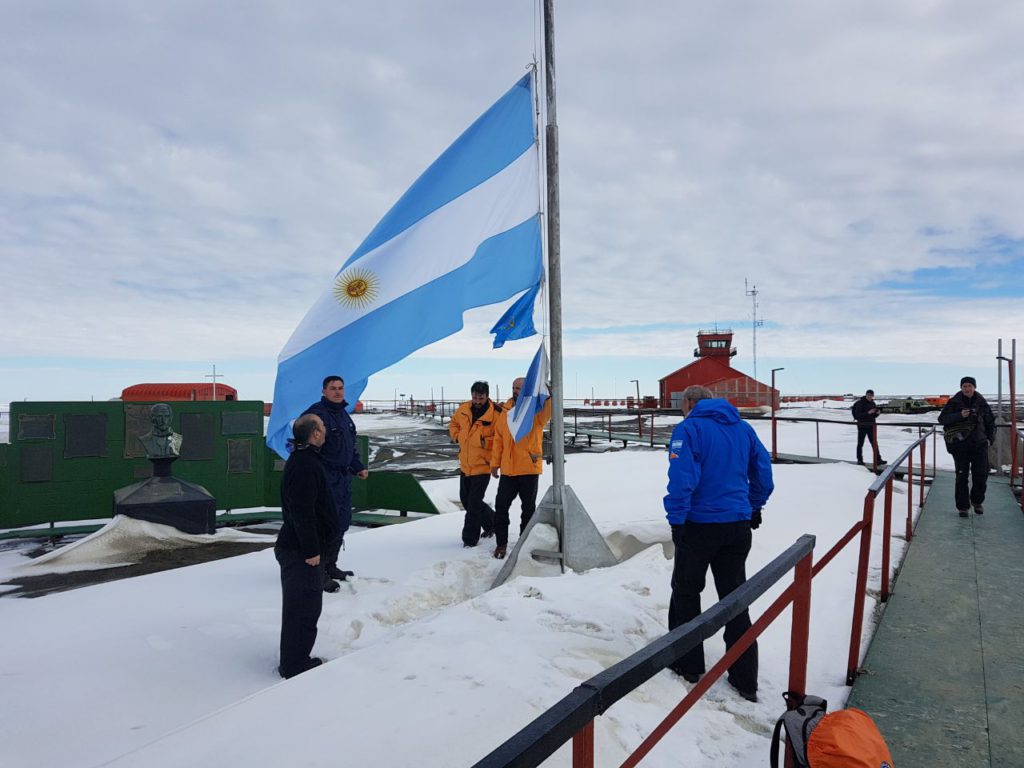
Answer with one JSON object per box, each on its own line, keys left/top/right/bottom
{"left": 852, "top": 389, "right": 884, "bottom": 466}
{"left": 449, "top": 381, "right": 502, "bottom": 547}
{"left": 664, "top": 385, "right": 774, "bottom": 703}
{"left": 938, "top": 376, "right": 995, "bottom": 517}
{"left": 303, "top": 376, "right": 369, "bottom": 592}
{"left": 275, "top": 414, "right": 338, "bottom": 679}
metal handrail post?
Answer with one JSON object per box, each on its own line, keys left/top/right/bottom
{"left": 932, "top": 430, "right": 937, "bottom": 476}
{"left": 847, "top": 493, "right": 875, "bottom": 685}
{"left": 815, "top": 421, "right": 820, "bottom": 458}
{"left": 771, "top": 367, "right": 783, "bottom": 461}
{"left": 572, "top": 721, "right": 594, "bottom": 768}
{"left": 788, "top": 552, "right": 813, "bottom": 697}
{"left": 872, "top": 423, "right": 879, "bottom": 472}
{"left": 1010, "top": 360, "right": 1018, "bottom": 485}
{"left": 919, "top": 438, "right": 926, "bottom": 509}
{"left": 906, "top": 449, "right": 914, "bottom": 541}
{"left": 881, "top": 479, "right": 893, "bottom": 601}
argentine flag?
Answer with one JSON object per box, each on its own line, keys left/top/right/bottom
{"left": 268, "top": 74, "right": 543, "bottom": 457}
{"left": 509, "top": 342, "right": 550, "bottom": 443}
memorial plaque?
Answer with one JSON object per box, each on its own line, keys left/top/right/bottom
{"left": 18, "top": 414, "right": 55, "bottom": 441}
{"left": 227, "top": 439, "right": 253, "bottom": 473}
{"left": 273, "top": 458, "right": 286, "bottom": 471}
{"left": 64, "top": 414, "right": 108, "bottom": 458}
{"left": 20, "top": 444, "right": 53, "bottom": 482}
{"left": 124, "top": 403, "right": 155, "bottom": 458}
{"left": 179, "top": 412, "right": 215, "bottom": 461}
{"left": 221, "top": 411, "right": 260, "bottom": 435}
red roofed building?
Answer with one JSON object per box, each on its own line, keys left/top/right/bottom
{"left": 658, "top": 330, "right": 777, "bottom": 409}
{"left": 121, "top": 383, "right": 238, "bottom": 402}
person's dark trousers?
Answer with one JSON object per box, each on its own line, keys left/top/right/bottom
{"left": 953, "top": 442, "right": 989, "bottom": 510}
{"left": 276, "top": 547, "right": 324, "bottom": 678}
{"left": 668, "top": 521, "right": 758, "bottom": 693}
{"left": 324, "top": 471, "right": 353, "bottom": 569}
{"left": 493, "top": 474, "right": 540, "bottom": 546}
{"left": 856, "top": 425, "right": 878, "bottom": 463}
{"left": 460, "top": 473, "right": 494, "bottom": 546}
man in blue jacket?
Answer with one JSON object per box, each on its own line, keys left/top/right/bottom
{"left": 303, "top": 376, "right": 368, "bottom": 592}
{"left": 665, "top": 385, "right": 774, "bottom": 702}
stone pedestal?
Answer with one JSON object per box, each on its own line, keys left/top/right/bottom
{"left": 113, "top": 457, "right": 216, "bottom": 535}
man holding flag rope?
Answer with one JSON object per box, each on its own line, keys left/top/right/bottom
{"left": 489, "top": 344, "right": 551, "bottom": 559}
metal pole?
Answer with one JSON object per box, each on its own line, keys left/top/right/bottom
{"left": 998, "top": 338, "right": 1004, "bottom": 418}
{"left": 881, "top": 478, "right": 893, "bottom": 602}
{"left": 1010, "top": 342, "right": 1018, "bottom": 483}
{"left": 999, "top": 349, "right": 1018, "bottom": 481}
{"left": 630, "top": 378, "right": 641, "bottom": 436}
{"left": 788, "top": 552, "right": 812, "bottom": 698}
{"left": 907, "top": 449, "right": 914, "bottom": 541}
{"left": 543, "top": 0, "right": 564, "bottom": 507}
{"left": 919, "top": 436, "right": 926, "bottom": 509}
{"left": 771, "top": 368, "right": 784, "bottom": 461}
{"left": 847, "top": 494, "right": 874, "bottom": 685}
{"left": 572, "top": 721, "right": 595, "bottom": 768}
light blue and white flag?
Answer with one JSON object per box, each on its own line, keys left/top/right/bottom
{"left": 509, "top": 342, "right": 550, "bottom": 443}
{"left": 268, "top": 74, "right": 543, "bottom": 457}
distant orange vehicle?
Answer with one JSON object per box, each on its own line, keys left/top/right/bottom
{"left": 923, "top": 395, "right": 950, "bottom": 407}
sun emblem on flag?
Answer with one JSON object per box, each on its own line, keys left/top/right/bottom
{"left": 333, "top": 268, "right": 380, "bottom": 309}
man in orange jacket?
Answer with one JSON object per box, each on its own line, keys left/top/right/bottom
{"left": 489, "top": 377, "right": 552, "bottom": 559}
{"left": 449, "top": 381, "right": 503, "bottom": 547}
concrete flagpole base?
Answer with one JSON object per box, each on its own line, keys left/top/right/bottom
{"left": 491, "top": 484, "right": 618, "bottom": 589}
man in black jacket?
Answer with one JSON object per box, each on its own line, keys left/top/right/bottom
{"left": 275, "top": 414, "right": 339, "bottom": 679}
{"left": 303, "top": 376, "right": 369, "bottom": 591}
{"left": 851, "top": 389, "right": 884, "bottom": 466}
{"left": 938, "top": 376, "right": 996, "bottom": 517}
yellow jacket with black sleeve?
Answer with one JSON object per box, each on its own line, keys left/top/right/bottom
{"left": 448, "top": 400, "right": 503, "bottom": 476}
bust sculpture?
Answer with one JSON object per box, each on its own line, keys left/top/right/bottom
{"left": 140, "top": 403, "right": 183, "bottom": 458}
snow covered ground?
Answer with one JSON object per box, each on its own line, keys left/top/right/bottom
{"left": 0, "top": 413, "right": 923, "bottom": 767}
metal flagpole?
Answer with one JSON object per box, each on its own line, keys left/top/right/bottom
{"left": 490, "top": 0, "right": 618, "bottom": 587}
{"left": 543, "top": 0, "right": 565, "bottom": 504}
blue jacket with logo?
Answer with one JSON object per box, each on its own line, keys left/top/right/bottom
{"left": 664, "top": 399, "right": 774, "bottom": 525}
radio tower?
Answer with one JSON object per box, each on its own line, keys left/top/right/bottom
{"left": 745, "top": 279, "right": 764, "bottom": 382}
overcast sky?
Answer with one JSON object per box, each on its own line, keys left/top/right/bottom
{"left": 2, "top": 1, "right": 1023, "bottom": 406}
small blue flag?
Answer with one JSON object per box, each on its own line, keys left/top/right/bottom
{"left": 490, "top": 282, "right": 539, "bottom": 348}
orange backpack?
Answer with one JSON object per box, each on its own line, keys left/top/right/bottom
{"left": 771, "top": 692, "right": 894, "bottom": 768}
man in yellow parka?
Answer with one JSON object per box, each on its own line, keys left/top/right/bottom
{"left": 489, "top": 377, "right": 552, "bottom": 559}
{"left": 449, "top": 381, "right": 503, "bottom": 547}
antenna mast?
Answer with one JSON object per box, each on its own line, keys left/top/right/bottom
{"left": 745, "top": 279, "right": 764, "bottom": 382}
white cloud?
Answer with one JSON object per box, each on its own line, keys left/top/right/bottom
{"left": 2, "top": 1, "right": 1023, "bottom": 403}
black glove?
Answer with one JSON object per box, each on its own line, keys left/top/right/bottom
{"left": 750, "top": 509, "right": 762, "bottom": 530}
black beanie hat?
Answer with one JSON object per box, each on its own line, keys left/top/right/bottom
{"left": 960, "top": 376, "right": 977, "bottom": 387}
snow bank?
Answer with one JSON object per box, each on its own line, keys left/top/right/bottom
{"left": 0, "top": 447, "right": 912, "bottom": 768}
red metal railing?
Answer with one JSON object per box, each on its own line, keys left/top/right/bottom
{"left": 477, "top": 427, "right": 936, "bottom": 768}
{"left": 605, "top": 551, "right": 813, "bottom": 768}
{"left": 1013, "top": 428, "right": 1024, "bottom": 515}
{"left": 842, "top": 427, "right": 934, "bottom": 684}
